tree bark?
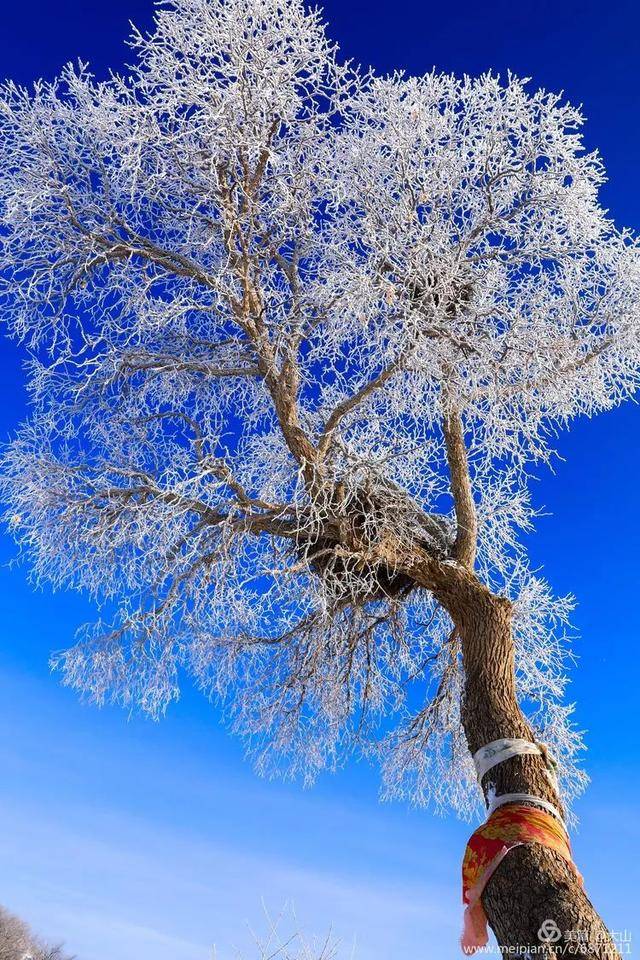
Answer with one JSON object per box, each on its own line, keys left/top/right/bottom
{"left": 434, "top": 569, "right": 620, "bottom": 958}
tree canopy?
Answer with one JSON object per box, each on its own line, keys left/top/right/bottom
{"left": 1, "top": 0, "right": 639, "bottom": 819}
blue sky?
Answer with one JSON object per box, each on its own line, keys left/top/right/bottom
{"left": 1, "top": 1, "right": 640, "bottom": 958}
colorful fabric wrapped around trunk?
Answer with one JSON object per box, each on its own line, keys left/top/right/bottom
{"left": 461, "top": 803, "right": 581, "bottom": 954}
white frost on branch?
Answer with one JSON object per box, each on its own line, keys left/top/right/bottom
{"left": 228, "top": 902, "right": 346, "bottom": 960}
{"left": 1, "top": 0, "right": 639, "bottom": 818}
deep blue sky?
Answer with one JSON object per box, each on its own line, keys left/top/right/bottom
{"left": 1, "top": 2, "right": 639, "bottom": 958}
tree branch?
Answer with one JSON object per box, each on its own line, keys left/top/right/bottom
{"left": 317, "top": 353, "right": 406, "bottom": 458}
{"left": 442, "top": 406, "right": 478, "bottom": 569}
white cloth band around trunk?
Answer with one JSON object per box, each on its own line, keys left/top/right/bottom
{"left": 473, "top": 738, "right": 544, "bottom": 782}
{"left": 473, "top": 738, "right": 560, "bottom": 792}
{"left": 474, "top": 738, "right": 564, "bottom": 825}
{"left": 487, "top": 792, "right": 566, "bottom": 826}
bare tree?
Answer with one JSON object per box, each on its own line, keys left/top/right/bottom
{"left": 1, "top": 0, "right": 639, "bottom": 954}
{"left": 0, "top": 905, "right": 74, "bottom": 960}
{"left": 227, "top": 904, "right": 344, "bottom": 960}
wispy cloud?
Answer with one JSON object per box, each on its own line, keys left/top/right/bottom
{"left": 0, "top": 792, "right": 458, "bottom": 960}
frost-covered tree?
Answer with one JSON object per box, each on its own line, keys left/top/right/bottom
{"left": 232, "top": 905, "right": 342, "bottom": 960}
{"left": 0, "top": 905, "right": 74, "bottom": 960}
{"left": 1, "top": 0, "right": 639, "bottom": 954}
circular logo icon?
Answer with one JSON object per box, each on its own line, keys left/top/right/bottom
{"left": 538, "top": 919, "right": 562, "bottom": 944}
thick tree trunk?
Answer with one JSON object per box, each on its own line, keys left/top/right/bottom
{"left": 381, "top": 406, "right": 617, "bottom": 955}
{"left": 434, "top": 570, "right": 620, "bottom": 958}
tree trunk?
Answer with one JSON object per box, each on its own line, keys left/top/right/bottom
{"left": 434, "top": 569, "right": 620, "bottom": 958}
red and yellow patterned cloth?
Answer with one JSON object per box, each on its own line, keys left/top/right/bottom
{"left": 461, "top": 803, "right": 580, "bottom": 955}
